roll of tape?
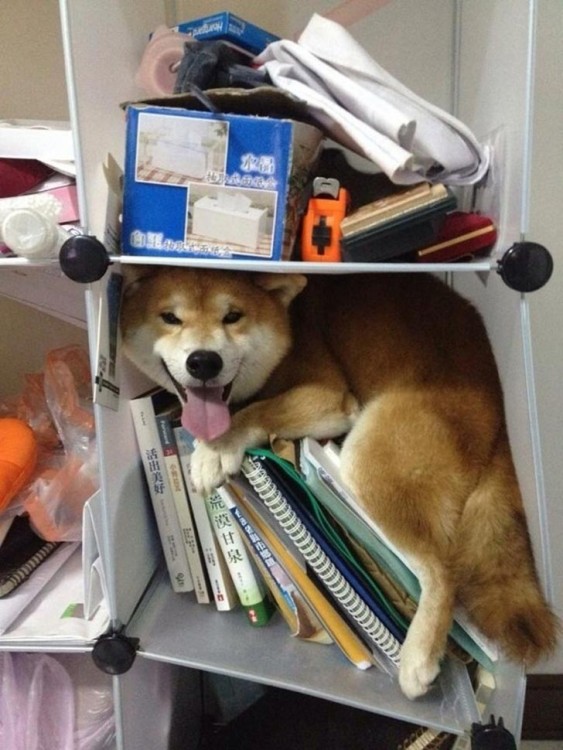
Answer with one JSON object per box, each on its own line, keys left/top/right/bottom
{"left": 135, "top": 25, "right": 193, "bottom": 97}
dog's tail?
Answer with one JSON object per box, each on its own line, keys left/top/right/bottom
{"left": 454, "top": 432, "right": 559, "bottom": 664}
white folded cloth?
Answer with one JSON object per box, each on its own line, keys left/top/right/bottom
{"left": 256, "top": 14, "right": 489, "bottom": 186}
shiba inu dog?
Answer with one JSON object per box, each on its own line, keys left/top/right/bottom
{"left": 121, "top": 265, "right": 557, "bottom": 699}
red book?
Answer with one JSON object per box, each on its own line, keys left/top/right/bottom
{"left": 416, "top": 211, "right": 497, "bottom": 262}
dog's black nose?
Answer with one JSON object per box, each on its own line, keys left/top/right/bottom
{"left": 186, "top": 350, "right": 223, "bottom": 382}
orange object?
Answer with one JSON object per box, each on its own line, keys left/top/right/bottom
{"left": 23, "top": 455, "right": 97, "bottom": 542}
{"left": 301, "top": 178, "right": 350, "bottom": 262}
{"left": 0, "top": 418, "right": 38, "bottom": 511}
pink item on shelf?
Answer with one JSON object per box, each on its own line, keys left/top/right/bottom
{"left": 135, "top": 25, "right": 194, "bottom": 97}
{"left": 43, "top": 184, "right": 80, "bottom": 224}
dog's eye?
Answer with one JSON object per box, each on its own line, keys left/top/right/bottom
{"left": 160, "top": 311, "right": 182, "bottom": 325}
{"left": 223, "top": 310, "right": 243, "bottom": 325}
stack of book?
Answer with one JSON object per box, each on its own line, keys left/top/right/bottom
{"left": 340, "top": 182, "right": 457, "bottom": 263}
{"left": 130, "top": 389, "right": 275, "bottom": 626}
{"left": 337, "top": 181, "right": 498, "bottom": 264}
{"left": 130, "top": 388, "right": 498, "bottom": 674}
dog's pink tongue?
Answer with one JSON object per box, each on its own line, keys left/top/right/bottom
{"left": 182, "top": 386, "right": 231, "bottom": 441}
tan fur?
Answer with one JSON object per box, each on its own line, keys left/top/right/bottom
{"left": 121, "top": 267, "right": 558, "bottom": 699}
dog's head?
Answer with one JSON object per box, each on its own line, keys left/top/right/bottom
{"left": 120, "top": 265, "right": 306, "bottom": 441}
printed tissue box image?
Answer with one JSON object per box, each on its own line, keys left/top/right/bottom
{"left": 121, "top": 89, "right": 323, "bottom": 261}
{"left": 192, "top": 190, "right": 268, "bottom": 250}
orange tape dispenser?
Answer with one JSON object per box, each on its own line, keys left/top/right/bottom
{"left": 301, "top": 177, "right": 350, "bottom": 262}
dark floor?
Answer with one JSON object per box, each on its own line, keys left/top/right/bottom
{"left": 199, "top": 687, "right": 456, "bottom": 750}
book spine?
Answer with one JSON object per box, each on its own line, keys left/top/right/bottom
{"left": 129, "top": 397, "right": 193, "bottom": 593}
{"left": 227, "top": 492, "right": 301, "bottom": 621}
{"left": 173, "top": 426, "right": 238, "bottom": 611}
{"left": 242, "top": 455, "right": 401, "bottom": 668}
{"left": 229, "top": 501, "right": 301, "bottom": 635}
{"left": 234, "top": 485, "right": 373, "bottom": 670}
{"left": 156, "top": 413, "right": 210, "bottom": 604}
{"left": 225, "top": 482, "right": 333, "bottom": 644}
{"left": 206, "top": 486, "right": 274, "bottom": 627}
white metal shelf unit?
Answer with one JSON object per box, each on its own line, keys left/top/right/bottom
{"left": 53, "top": 1, "right": 206, "bottom": 740}
{"left": 127, "top": 568, "right": 526, "bottom": 737}
{"left": 115, "top": 256, "right": 497, "bottom": 275}
{"left": 52, "top": 0, "right": 555, "bottom": 748}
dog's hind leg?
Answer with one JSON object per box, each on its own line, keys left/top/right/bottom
{"left": 339, "top": 394, "right": 474, "bottom": 699}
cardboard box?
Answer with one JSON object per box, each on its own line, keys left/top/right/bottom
{"left": 121, "top": 88, "right": 323, "bottom": 261}
{"left": 174, "top": 12, "right": 279, "bottom": 55}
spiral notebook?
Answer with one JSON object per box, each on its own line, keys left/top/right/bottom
{"left": 241, "top": 452, "right": 402, "bottom": 672}
{"left": 0, "top": 515, "right": 61, "bottom": 598}
{"left": 255, "top": 453, "right": 406, "bottom": 642}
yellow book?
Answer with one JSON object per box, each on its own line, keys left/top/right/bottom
{"left": 235, "top": 488, "right": 373, "bottom": 671}
{"left": 228, "top": 480, "right": 332, "bottom": 644}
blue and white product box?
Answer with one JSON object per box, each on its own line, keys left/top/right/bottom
{"left": 174, "top": 11, "right": 279, "bottom": 56}
{"left": 121, "top": 91, "right": 323, "bottom": 261}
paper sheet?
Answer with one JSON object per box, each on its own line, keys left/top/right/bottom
{"left": 257, "top": 14, "right": 489, "bottom": 186}
{"left": 0, "top": 543, "right": 79, "bottom": 636}
{"left": 0, "top": 546, "right": 109, "bottom": 643}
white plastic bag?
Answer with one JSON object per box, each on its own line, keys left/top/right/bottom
{"left": 59, "top": 654, "right": 115, "bottom": 750}
{"left": 0, "top": 652, "right": 75, "bottom": 750}
{"left": 0, "top": 653, "right": 115, "bottom": 750}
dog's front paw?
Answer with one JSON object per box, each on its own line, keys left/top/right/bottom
{"left": 190, "top": 440, "right": 245, "bottom": 496}
{"left": 398, "top": 636, "right": 441, "bottom": 700}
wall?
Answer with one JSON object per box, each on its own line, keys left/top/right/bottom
{"left": 0, "top": 296, "right": 88, "bottom": 398}
{"left": 0, "top": 0, "right": 69, "bottom": 120}
{"left": 0, "top": 0, "right": 87, "bottom": 399}
{"left": 528, "top": 0, "right": 563, "bottom": 674}
{"left": 170, "top": 0, "right": 454, "bottom": 110}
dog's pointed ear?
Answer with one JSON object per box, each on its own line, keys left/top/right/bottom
{"left": 121, "top": 264, "right": 159, "bottom": 298}
{"left": 252, "top": 273, "right": 307, "bottom": 307}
